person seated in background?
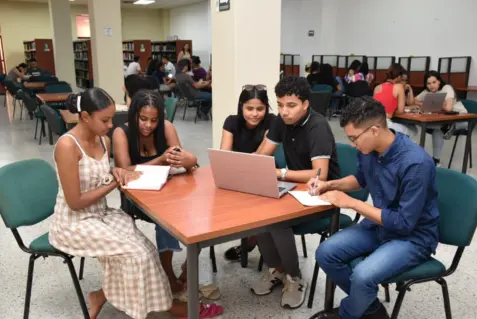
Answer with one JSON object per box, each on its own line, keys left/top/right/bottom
{"left": 26, "top": 58, "right": 42, "bottom": 76}
{"left": 304, "top": 62, "right": 311, "bottom": 78}
{"left": 152, "top": 62, "right": 167, "bottom": 85}
{"left": 344, "top": 59, "right": 362, "bottom": 83}
{"left": 220, "top": 84, "right": 276, "bottom": 262}
{"left": 413, "top": 70, "right": 468, "bottom": 167}
{"left": 175, "top": 59, "right": 212, "bottom": 119}
{"left": 50, "top": 88, "right": 206, "bottom": 319}
{"left": 146, "top": 57, "right": 159, "bottom": 76}
{"left": 356, "top": 61, "right": 374, "bottom": 84}
{"left": 316, "top": 63, "right": 342, "bottom": 93}
{"left": 206, "top": 62, "right": 212, "bottom": 82}
{"left": 5, "top": 63, "right": 27, "bottom": 83}
{"left": 252, "top": 76, "right": 340, "bottom": 310}
{"left": 401, "top": 71, "right": 414, "bottom": 106}
{"left": 125, "top": 56, "right": 141, "bottom": 77}
{"left": 311, "top": 97, "right": 439, "bottom": 319}
{"left": 162, "top": 56, "right": 176, "bottom": 76}
{"left": 191, "top": 56, "right": 208, "bottom": 82}
{"left": 124, "top": 74, "right": 158, "bottom": 106}
{"left": 306, "top": 61, "right": 321, "bottom": 87}
{"left": 113, "top": 90, "right": 199, "bottom": 295}
{"left": 373, "top": 63, "right": 417, "bottom": 137}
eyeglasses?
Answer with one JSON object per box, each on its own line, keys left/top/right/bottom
{"left": 242, "top": 84, "right": 267, "bottom": 91}
{"left": 347, "top": 125, "right": 378, "bottom": 143}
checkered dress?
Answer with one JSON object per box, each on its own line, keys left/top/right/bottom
{"left": 49, "top": 134, "right": 172, "bottom": 318}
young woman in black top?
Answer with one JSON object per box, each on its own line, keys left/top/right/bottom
{"left": 220, "top": 84, "right": 276, "bottom": 261}
{"left": 113, "top": 90, "right": 198, "bottom": 294}
{"left": 306, "top": 61, "right": 321, "bottom": 88}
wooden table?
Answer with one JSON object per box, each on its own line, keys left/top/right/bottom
{"left": 36, "top": 92, "right": 71, "bottom": 104}
{"left": 23, "top": 82, "right": 46, "bottom": 89}
{"left": 123, "top": 167, "right": 338, "bottom": 319}
{"left": 394, "top": 112, "right": 477, "bottom": 173}
{"left": 457, "top": 86, "right": 477, "bottom": 92}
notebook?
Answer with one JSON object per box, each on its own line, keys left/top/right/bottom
{"left": 288, "top": 191, "right": 331, "bottom": 207}
{"left": 123, "top": 165, "right": 171, "bottom": 191}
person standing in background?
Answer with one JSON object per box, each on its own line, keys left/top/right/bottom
{"left": 177, "top": 43, "right": 191, "bottom": 61}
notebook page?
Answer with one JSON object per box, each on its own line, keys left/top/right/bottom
{"left": 123, "top": 165, "right": 171, "bottom": 190}
{"left": 288, "top": 191, "right": 331, "bottom": 207}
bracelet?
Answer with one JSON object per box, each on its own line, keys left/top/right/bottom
{"left": 102, "top": 174, "right": 115, "bottom": 185}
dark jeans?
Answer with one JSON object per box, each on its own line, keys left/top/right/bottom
{"left": 316, "top": 224, "right": 432, "bottom": 319}
{"left": 197, "top": 91, "right": 212, "bottom": 114}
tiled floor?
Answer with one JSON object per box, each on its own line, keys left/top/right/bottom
{"left": 0, "top": 95, "right": 476, "bottom": 319}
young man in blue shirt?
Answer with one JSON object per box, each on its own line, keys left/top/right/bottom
{"left": 309, "top": 97, "right": 439, "bottom": 319}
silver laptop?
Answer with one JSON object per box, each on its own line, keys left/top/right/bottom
{"left": 422, "top": 92, "right": 446, "bottom": 113}
{"left": 208, "top": 149, "right": 296, "bottom": 198}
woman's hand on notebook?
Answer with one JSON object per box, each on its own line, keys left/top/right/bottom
{"left": 112, "top": 167, "right": 142, "bottom": 187}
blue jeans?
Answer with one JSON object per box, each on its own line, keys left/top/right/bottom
{"left": 197, "top": 91, "right": 212, "bottom": 114}
{"left": 316, "top": 224, "right": 432, "bottom": 319}
{"left": 155, "top": 224, "right": 182, "bottom": 253}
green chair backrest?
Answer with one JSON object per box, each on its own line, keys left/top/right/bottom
{"left": 461, "top": 99, "right": 477, "bottom": 114}
{"left": 165, "top": 97, "right": 178, "bottom": 123}
{"left": 336, "top": 143, "right": 369, "bottom": 202}
{"left": 312, "top": 84, "right": 333, "bottom": 93}
{"left": 274, "top": 144, "right": 287, "bottom": 169}
{"left": 0, "top": 159, "right": 58, "bottom": 229}
{"left": 436, "top": 168, "right": 477, "bottom": 246}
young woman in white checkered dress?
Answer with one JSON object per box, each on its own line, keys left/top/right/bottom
{"left": 49, "top": 89, "right": 200, "bottom": 318}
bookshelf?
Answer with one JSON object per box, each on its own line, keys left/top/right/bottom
{"left": 23, "top": 39, "right": 55, "bottom": 75}
{"left": 73, "top": 40, "right": 93, "bottom": 89}
{"left": 151, "top": 40, "right": 192, "bottom": 64}
{"left": 122, "top": 40, "right": 151, "bottom": 70}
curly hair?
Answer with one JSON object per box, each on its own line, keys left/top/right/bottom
{"left": 275, "top": 76, "right": 311, "bottom": 102}
{"left": 340, "top": 96, "right": 387, "bottom": 128}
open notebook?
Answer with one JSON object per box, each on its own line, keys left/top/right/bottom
{"left": 123, "top": 165, "right": 171, "bottom": 191}
{"left": 288, "top": 191, "right": 331, "bottom": 207}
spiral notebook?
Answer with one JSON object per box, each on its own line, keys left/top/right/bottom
{"left": 123, "top": 165, "right": 171, "bottom": 191}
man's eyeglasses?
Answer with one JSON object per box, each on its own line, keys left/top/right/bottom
{"left": 242, "top": 84, "right": 267, "bottom": 91}
{"left": 347, "top": 125, "right": 378, "bottom": 143}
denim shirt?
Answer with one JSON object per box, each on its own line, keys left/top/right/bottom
{"left": 355, "top": 133, "right": 440, "bottom": 253}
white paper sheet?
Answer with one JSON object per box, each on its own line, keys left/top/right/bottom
{"left": 123, "top": 165, "right": 170, "bottom": 191}
{"left": 288, "top": 191, "right": 331, "bottom": 207}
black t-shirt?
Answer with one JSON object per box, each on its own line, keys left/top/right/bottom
{"left": 223, "top": 114, "right": 276, "bottom": 154}
{"left": 307, "top": 73, "right": 339, "bottom": 93}
{"left": 266, "top": 110, "right": 340, "bottom": 180}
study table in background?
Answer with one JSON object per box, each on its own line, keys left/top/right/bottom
{"left": 59, "top": 104, "right": 128, "bottom": 126}
{"left": 23, "top": 82, "right": 46, "bottom": 89}
{"left": 122, "top": 167, "right": 339, "bottom": 319}
{"left": 36, "top": 92, "right": 72, "bottom": 104}
{"left": 393, "top": 112, "right": 477, "bottom": 173}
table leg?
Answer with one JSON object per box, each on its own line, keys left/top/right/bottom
{"left": 324, "top": 208, "right": 340, "bottom": 311}
{"left": 187, "top": 243, "right": 200, "bottom": 319}
{"left": 48, "top": 125, "right": 53, "bottom": 145}
{"left": 240, "top": 237, "right": 248, "bottom": 268}
{"left": 462, "top": 120, "right": 475, "bottom": 174}
{"left": 419, "top": 123, "right": 427, "bottom": 147}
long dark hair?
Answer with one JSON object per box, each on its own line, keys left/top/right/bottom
{"left": 424, "top": 70, "right": 458, "bottom": 101}
{"left": 127, "top": 90, "right": 167, "bottom": 165}
{"left": 66, "top": 88, "right": 114, "bottom": 116}
{"left": 358, "top": 61, "right": 369, "bottom": 76}
{"left": 320, "top": 63, "right": 335, "bottom": 83}
{"left": 347, "top": 60, "right": 362, "bottom": 74}
{"left": 237, "top": 87, "right": 271, "bottom": 143}
{"left": 386, "top": 63, "right": 405, "bottom": 80}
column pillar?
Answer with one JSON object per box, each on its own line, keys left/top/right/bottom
{"left": 48, "top": 0, "right": 75, "bottom": 88}
{"left": 88, "top": 0, "right": 124, "bottom": 102}
{"left": 211, "top": 0, "right": 281, "bottom": 148}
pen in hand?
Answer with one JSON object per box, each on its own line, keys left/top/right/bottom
{"left": 311, "top": 168, "right": 321, "bottom": 196}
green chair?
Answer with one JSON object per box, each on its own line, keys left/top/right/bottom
{"left": 341, "top": 168, "right": 477, "bottom": 319}
{"left": 448, "top": 99, "right": 477, "bottom": 169}
{"left": 165, "top": 97, "right": 178, "bottom": 123}
{"left": 0, "top": 159, "right": 88, "bottom": 319}
{"left": 312, "top": 84, "right": 333, "bottom": 92}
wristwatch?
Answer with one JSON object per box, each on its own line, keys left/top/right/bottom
{"left": 102, "top": 174, "right": 115, "bottom": 185}
{"left": 280, "top": 168, "right": 288, "bottom": 180}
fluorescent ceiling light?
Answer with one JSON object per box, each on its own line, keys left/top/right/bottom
{"left": 134, "top": 0, "right": 155, "bottom": 5}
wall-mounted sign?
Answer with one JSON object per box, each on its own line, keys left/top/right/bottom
{"left": 140, "top": 44, "right": 145, "bottom": 52}
{"left": 104, "top": 27, "right": 112, "bottom": 37}
{"left": 218, "top": 0, "right": 230, "bottom": 12}
{"left": 308, "top": 30, "right": 314, "bottom": 37}
{"left": 44, "top": 43, "right": 50, "bottom": 52}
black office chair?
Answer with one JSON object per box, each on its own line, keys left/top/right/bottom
{"left": 176, "top": 82, "right": 209, "bottom": 123}
{"left": 309, "top": 91, "right": 332, "bottom": 118}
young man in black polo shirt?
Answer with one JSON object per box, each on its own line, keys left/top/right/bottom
{"left": 251, "top": 76, "right": 340, "bottom": 309}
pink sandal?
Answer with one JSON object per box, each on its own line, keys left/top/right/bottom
{"left": 181, "top": 303, "right": 224, "bottom": 318}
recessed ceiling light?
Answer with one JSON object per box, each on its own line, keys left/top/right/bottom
{"left": 133, "top": 0, "right": 155, "bottom": 5}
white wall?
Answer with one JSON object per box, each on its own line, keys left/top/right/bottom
{"left": 333, "top": 0, "right": 477, "bottom": 84}
{"left": 281, "top": 0, "right": 323, "bottom": 74}
{"left": 169, "top": 0, "right": 211, "bottom": 69}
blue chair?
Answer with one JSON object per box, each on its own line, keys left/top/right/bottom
{"left": 448, "top": 99, "right": 477, "bottom": 169}
{"left": 177, "top": 82, "right": 210, "bottom": 123}
{"left": 0, "top": 159, "right": 88, "bottom": 318}
{"left": 40, "top": 104, "right": 67, "bottom": 145}
{"left": 341, "top": 168, "right": 477, "bottom": 319}
{"left": 312, "top": 84, "right": 333, "bottom": 92}
{"left": 44, "top": 81, "right": 72, "bottom": 94}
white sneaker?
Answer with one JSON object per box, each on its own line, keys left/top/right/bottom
{"left": 281, "top": 275, "right": 307, "bottom": 309}
{"left": 250, "top": 268, "right": 285, "bottom": 296}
